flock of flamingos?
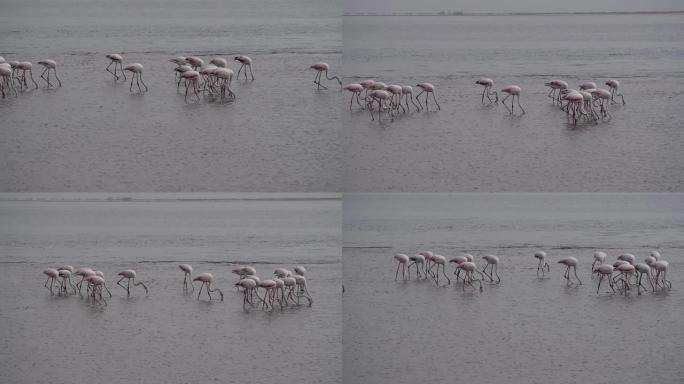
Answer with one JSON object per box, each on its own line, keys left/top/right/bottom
{"left": 41, "top": 263, "right": 314, "bottom": 312}
{"left": 1, "top": 54, "right": 626, "bottom": 125}
{"left": 393, "top": 250, "right": 671, "bottom": 295}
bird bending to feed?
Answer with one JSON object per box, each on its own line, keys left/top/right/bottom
{"left": 193, "top": 272, "right": 223, "bottom": 301}
{"left": 117, "top": 269, "right": 148, "bottom": 296}
{"left": 124, "top": 63, "right": 147, "bottom": 93}
{"left": 605, "top": 79, "right": 625, "bottom": 105}
{"left": 310, "top": 62, "right": 341, "bottom": 90}
{"left": 534, "top": 251, "right": 550, "bottom": 278}
{"left": 105, "top": 54, "right": 126, "bottom": 80}
{"left": 394, "top": 253, "right": 409, "bottom": 281}
{"left": 500, "top": 85, "right": 525, "bottom": 115}
{"left": 343, "top": 83, "right": 364, "bottom": 111}
{"left": 234, "top": 55, "right": 254, "bottom": 80}
{"left": 476, "top": 78, "right": 498, "bottom": 104}
{"left": 415, "top": 82, "right": 440, "bottom": 111}
{"left": 481, "top": 255, "right": 501, "bottom": 283}
{"left": 558, "top": 257, "right": 581, "bottom": 285}
{"left": 37, "top": 59, "right": 61, "bottom": 88}
{"left": 179, "top": 264, "right": 194, "bottom": 292}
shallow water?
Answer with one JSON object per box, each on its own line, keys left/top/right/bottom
{"left": 342, "top": 15, "right": 684, "bottom": 192}
{"left": 343, "top": 193, "right": 684, "bottom": 384}
{"left": 0, "top": 0, "right": 343, "bottom": 192}
{"left": 0, "top": 194, "right": 341, "bottom": 384}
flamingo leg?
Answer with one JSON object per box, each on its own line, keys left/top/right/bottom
{"left": 197, "top": 282, "right": 205, "bottom": 300}
{"left": 207, "top": 286, "right": 223, "bottom": 301}
{"left": 516, "top": 95, "right": 525, "bottom": 115}
{"left": 248, "top": 65, "right": 254, "bottom": 80}
{"left": 117, "top": 276, "right": 129, "bottom": 295}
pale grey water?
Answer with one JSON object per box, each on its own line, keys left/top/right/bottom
{"left": 343, "top": 193, "right": 684, "bottom": 384}
{"left": 0, "top": 0, "right": 342, "bottom": 192}
{"left": 342, "top": 14, "right": 684, "bottom": 192}
{"left": 0, "top": 194, "right": 341, "bottom": 384}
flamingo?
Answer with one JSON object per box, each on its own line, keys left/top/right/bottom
{"left": 343, "top": 83, "right": 364, "bottom": 111}
{"left": 16, "top": 62, "right": 38, "bottom": 89}
{"left": 561, "top": 90, "right": 585, "bottom": 125}
{"left": 652, "top": 260, "right": 671, "bottom": 291}
{"left": 544, "top": 80, "right": 568, "bottom": 104}
{"left": 558, "top": 257, "right": 581, "bottom": 285}
{"left": 429, "top": 255, "right": 451, "bottom": 286}
{"left": 394, "top": 253, "right": 409, "bottom": 281}
{"left": 500, "top": 85, "right": 525, "bottom": 115}
{"left": 169, "top": 57, "right": 188, "bottom": 79}
{"left": 124, "top": 63, "right": 147, "bottom": 93}
{"left": 407, "top": 254, "right": 426, "bottom": 279}
{"left": 534, "top": 251, "right": 550, "bottom": 278}
{"left": 401, "top": 85, "right": 421, "bottom": 111}
{"left": 415, "top": 82, "right": 440, "bottom": 111}
{"left": 274, "top": 268, "right": 292, "bottom": 278}
{"left": 595, "top": 264, "right": 615, "bottom": 294}
{"left": 209, "top": 57, "right": 228, "bottom": 68}
{"left": 386, "top": 84, "right": 405, "bottom": 113}
{"left": 294, "top": 275, "right": 313, "bottom": 306}
{"left": 475, "top": 78, "right": 498, "bottom": 104}
{"left": 634, "top": 263, "right": 653, "bottom": 294}
{"left": 43, "top": 268, "right": 59, "bottom": 295}
{"left": 74, "top": 267, "right": 95, "bottom": 294}
{"left": 456, "top": 262, "right": 484, "bottom": 292}
{"left": 255, "top": 280, "right": 278, "bottom": 310}
{"left": 57, "top": 269, "right": 77, "bottom": 295}
{"left": 0, "top": 64, "right": 17, "bottom": 98}
{"left": 650, "top": 250, "right": 661, "bottom": 260}
{"left": 481, "top": 255, "right": 501, "bottom": 283}
{"left": 605, "top": 79, "right": 625, "bottom": 105}
{"left": 234, "top": 55, "right": 254, "bottom": 80}
{"left": 310, "top": 62, "right": 341, "bottom": 90}
{"left": 617, "top": 253, "right": 636, "bottom": 264}
{"left": 236, "top": 278, "right": 257, "bottom": 310}
{"left": 180, "top": 70, "right": 200, "bottom": 102}
{"left": 294, "top": 266, "right": 307, "bottom": 276}
{"left": 105, "top": 54, "right": 126, "bottom": 80}
{"left": 367, "top": 90, "right": 391, "bottom": 121}
{"left": 193, "top": 272, "right": 223, "bottom": 301}
{"left": 117, "top": 269, "right": 148, "bottom": 296}
{"left": 93, "top": 270, "right": 113, "bottom": 297}
{"left": 179, "top": 264, "right": 194, "bottom": 291}
{"left": 186, "top": 56, "right": 204, "bottom": 70}
{"left": 37, "top": 59, "right": 61, "bottom": 88}
{"left": 579, "top": 82, "right": 597, "bottom": 91}
{"left": 359, "top": 79, "right": 375, "bottom": 100}
{"left": 86, "top": 275, "right": 108, "bottom": 305}
{"left": 589, "top": 88, "right": 612, "bottom": 119}
{"left": 592, "top": 251, "right": 607, "bottom": 276}
{"left": 614, "top": 263, "right": 636, "bottom": 295}
{"left": 449, "top": 255, "right": 468, "bottom": 282}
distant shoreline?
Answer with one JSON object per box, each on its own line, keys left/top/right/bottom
{"left": 343, "top": 11, "right": 684, "bottom": 17}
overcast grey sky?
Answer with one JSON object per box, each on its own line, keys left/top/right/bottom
{"left": 344, "top": 0, "right": 684, "bottom": 13}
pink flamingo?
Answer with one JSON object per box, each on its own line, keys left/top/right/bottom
{"left": 367, "top": 90, "right": 391, "bottom": 121}
{"left": 214, "top": 67, "right": 235, "bottom": 101}
{"left": 481, "top": 255, "right": 500, "bottom": 283}
{"left": 86, "top": 275, "right": 108, "bottom": 305}
{"left": 578, "top": 82, "right": 596, "bottom": 91}
{"left": 234, "top": 55, "right": 254, "bottom": 80}
{"left": 180, "top": 70, "right": 200, "bottom": 102}
{"left": 310, "top": 62, "right": 341, "bottom": 90}
{"left": 558, "top": 257, "right": 581, "bottom": 285}
{"left": 475, "top": 78, "right": 498, "bottom": 104}
{"left": 294, "top": 275, "right": 313, "bottom": 306}
{"left": 456, "top": 262, "right": 484, "bottom": 292}
{"left": 169, "top": 57, "right": 188, "bottom": 80}
{"left": 359, "top": 79, "right": 375, "bottom": 100}
{"left": 617, "top": 253, "right": 636, "bottom": 264}
{"left": 105, "top": 54, "right": 126, "bottom": 80}
{"left": 544, "top": 80, "right": 568, "bottom": 104}
{"left": 209, "top": 57, "right": 228, "bottom": 68}
{"left": 429, "top": 255, "right": 450, "bottom": 286}
{"left": 592, "top": 251, "right": 607, "bottom": 276}
{"left": 16, "top": 62, "right": 38, "bottom": 89}
{"left": 186, "top": 56, "right": 204, "bottom": 70}
{"left": 124, "top": 63, "right": 147, "bottom": 93}
{"left": 0, "top": 64, "right": 18, "bottom": 98}
{"left": 256, "top": 279, "right": 278, "bottom": 310}
{"left": 394, "top": 253, "right": 409, "bottom": 281}
{"left": 294, "top": 266, "right": 307, "bottom": 276}
{"left": 236, "top": 278, "right": 257, "bottom": 310}
{"left": 500, "top": 85, "right": 525, "bottom": 115}
{"left": 43, "top": 268, "right": 59, "bottom": 294}
{"left": 595, "top": 264, "right": 615, "bottom": 294}
{"left": 193, "top": 272, "right": 223, "bottom": 301}
{"left": 343, "top": 83, "right": 364, "bottom": 111}
{"left": 274, "top": 268, "right": 293, "bottom": 278}
{"left": 179, "top": 264, "right": 194, "bottom": 291}
{"left": 401, "top": 85, "right": 421, "bottom": 111}
{"left": 408, "top": 254, "right": 426, "bottom": 279}
{"left": 74, "top": 267, "right": 95, "bottom": 294}
{"left": 117, "top": 269, "right": 148, "bottom": 296}
{"left": 93, "top": 270, "right": 112, "bottom": 297}
{"left": 613, "top": 263, "right": 636, "bottom": 295}
{"left": 589, "top": 88, "right": 612, "bottom": 119}
{"left": 37, "top": 59, "right": 61, "bottom": 88}
{"left": 415, "top": 82, "right": 440, "bottom": 111}
{"left": 652, "top": 260, "right": 671, "bottom": 291}
{"left": 57, "top": 269, "right": 77, "bottom": 295}
{"left": 386, "top": 84, "right": 404, "bottom": 113}
{"left": 634, "top": 263, "right": 653, "bottom": 294}
{"left": 560, "top": 90, "right": 585, "bottom": 125}
{"left": 534, "top": 251, "right": 550, "bottom": 278}
{"left": 605, "top": 79, "right": 625, "bottom": 105}
{"left": 449, "top": 255, "right": 468, "bottom": 282}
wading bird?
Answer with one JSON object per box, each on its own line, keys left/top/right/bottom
{"left": 310, "top": 62, "right": 341, "bottom": 90}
